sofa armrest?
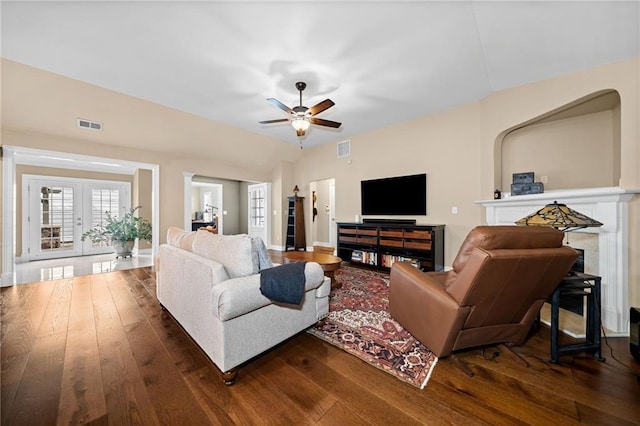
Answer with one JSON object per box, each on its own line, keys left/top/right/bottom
{"left": 156, "top": 244, "right": 230, "bottom": 300}
{"left": 212, "top": 262, "right": 326, "bottom": 321}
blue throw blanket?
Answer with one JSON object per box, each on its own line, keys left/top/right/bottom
{"left": 260, "top": 262, "right": 307, "bottom": 305}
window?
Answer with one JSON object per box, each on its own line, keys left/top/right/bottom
{"left": 250, "top": 188, "right": 265, "bottom": 227}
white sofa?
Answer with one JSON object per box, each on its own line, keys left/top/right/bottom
{"left": 156, "top": 227, "right": 330, "bottom": 384}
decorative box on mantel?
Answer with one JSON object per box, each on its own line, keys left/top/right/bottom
{"left": 475, "top": 187, "right": 640, "bottom": 334}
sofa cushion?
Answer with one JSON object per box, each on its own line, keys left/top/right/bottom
{"left": 166, "top": 226, "right": 196, "bottom": 252}
{"left": 193, "top": 230, "right": 255, "bottom": 278}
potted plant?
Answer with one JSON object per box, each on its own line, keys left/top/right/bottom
{"left": 81, "top": 206, "right": 152, "bottom": 257}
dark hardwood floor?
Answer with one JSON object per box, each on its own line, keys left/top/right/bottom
{"left": 2, "top": 254, "right": 639, "bottom": 425}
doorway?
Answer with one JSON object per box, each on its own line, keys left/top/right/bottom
{"left": 23, "top": 175, "right": 131, "bottom": 261}
{"left": 309, "top": 178, "right": 336, "bottom": 250}
{"left": 191, "top": 181, "right": 224, "bottom": 234}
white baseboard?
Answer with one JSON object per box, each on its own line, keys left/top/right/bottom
{"left": 311, "top": 241, "right": 332, "bottom": 248}
{"left": 1, "top": 271, "right": 16, "bottom": 287}
{"left": 136, "top": 248, "right": 153, "bottom": 256}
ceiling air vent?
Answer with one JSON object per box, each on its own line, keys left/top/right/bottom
{"left": 77, "top": 118, "right": 103, "bottom": 131}
{"left": 337, "top": 139, "right": 350, "bottom": 158}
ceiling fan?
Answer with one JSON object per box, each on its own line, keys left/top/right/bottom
{"left": 259, "top": 81, "right": 342, "bottom": 139}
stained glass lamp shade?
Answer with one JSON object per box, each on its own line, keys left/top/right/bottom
{"left": 515, "top": 201, "right": 603, "bottom": 232}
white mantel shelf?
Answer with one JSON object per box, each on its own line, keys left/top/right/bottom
{"left": 477, "top": 187, "right": 638, "bottom": 207}
{"left": 476, "top": 186, "right": 640, "bottom": 334}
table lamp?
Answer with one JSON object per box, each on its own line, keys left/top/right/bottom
{"left": 515, "top": 201, "right": 603, "bottom": 233}
{"left": 516, "top": 201, "right": 603, "bottom": 276}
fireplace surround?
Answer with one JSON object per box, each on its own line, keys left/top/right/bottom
{"left": 477, "top": 187, "right": 639, "bottom": 333}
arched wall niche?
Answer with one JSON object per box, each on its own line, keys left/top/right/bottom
{"left": 493, "top": 89, "right": 621, "bottom": 193}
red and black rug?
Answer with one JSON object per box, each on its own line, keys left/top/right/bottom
{"left": 308, "top": 265, "right": 438, "bottom": 389}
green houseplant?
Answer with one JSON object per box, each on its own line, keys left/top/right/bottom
{"left": 81, "top": 206, "right": 152, "bottom": 257}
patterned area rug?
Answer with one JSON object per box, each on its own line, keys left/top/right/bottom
{"left": 308, "top": 265, "right": 438, "bottom": 389}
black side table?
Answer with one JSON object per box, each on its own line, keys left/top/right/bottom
{"left": 550, "top": 273, "right": 605, "bottom": 364}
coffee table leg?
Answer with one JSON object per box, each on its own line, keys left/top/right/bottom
{"left": 326, "top": 270, "right": 341, "bottom": 289}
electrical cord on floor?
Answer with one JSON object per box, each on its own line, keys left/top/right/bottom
{"left": 593, "top": 296, "right": 640, "bottom": 382}
{"left": 477, "top": 292, "right": 639, "bottom": 382}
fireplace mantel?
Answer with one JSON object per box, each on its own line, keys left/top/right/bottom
{"left": 476, "top": 186, "right": 639, "bottom": 333}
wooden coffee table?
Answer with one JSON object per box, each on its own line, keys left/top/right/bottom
{"left": 282, "top": 251, "right": 343, "bottom": 289}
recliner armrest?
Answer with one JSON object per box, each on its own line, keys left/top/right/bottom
{"left": 425, "top": 271, "right": 451, "bottom": 286}
{"left": 389, "top": 262, "right": 471, "bottom": 357}
{"left": 390, "top": 262, "right": 458, "bottom": 309}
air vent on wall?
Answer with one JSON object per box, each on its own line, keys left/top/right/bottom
{"left": 337, "top": 139, "right": 350, "bottom": 158}
{"left": 77, "top": 118, "right": 103, "bottom": 131}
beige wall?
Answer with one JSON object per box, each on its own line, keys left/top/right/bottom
{"left": 501, "top": 111, "right": 617, "bottom": 191}
{"left": 481, "top": 59, "right": 639, "bottom": 192}
{"left": 239, "top": 181, "right": 249, "bottom": 235}
{"left": 1, "top": 130, "right": 274, "bottom": 253}
{"left": 295, "top": 101, "right": 484, "bottom": 264}
{"left": 294, "top": 57, "right": 639, "bottom": 307}
{"left": 2, "top": 57, "right": 639, "bottom": 310}
{"left": 1, "top": 58, "right": 302, "bottom": 279}
{"left": 133, "top": 168, "right": 153, "bottom": 250}
{"left": 270, "top": 161, "right": 295, "bottom": 249}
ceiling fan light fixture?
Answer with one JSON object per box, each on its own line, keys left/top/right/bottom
{"left": 291, "top": 117, "right": 310, "bottom": 132}
{"left": 261, "top": 81, "right": 341, "bottom": 140}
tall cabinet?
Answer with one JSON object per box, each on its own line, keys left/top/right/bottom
{"left": 285, "top": 195, "right": 306, "bottom": 251}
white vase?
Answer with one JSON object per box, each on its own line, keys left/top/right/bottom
{"left": 113, "top": 239, "right": 135, "bottom": 258}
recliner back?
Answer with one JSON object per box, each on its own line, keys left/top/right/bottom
{"left": 443, "top": 226, "right": 578, "bottom": 351}
{"left": 450, "top": 226, "right": 566, "bottom": 272}
{"left": 448, "top": 246, "right": 578, "bottom": 329}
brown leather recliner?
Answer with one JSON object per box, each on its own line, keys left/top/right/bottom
{"left": 389, "top": 226, "right": 578, "bottom": 358}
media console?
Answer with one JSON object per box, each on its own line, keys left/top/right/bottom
{"left": 337, "top": 222, "right": 445, "bottom": 272}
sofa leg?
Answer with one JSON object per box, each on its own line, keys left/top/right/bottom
{"left": 315, "top": 318, "right": 326, "bottom": 327}
{"left": 222, "top": 368, "right": 238, "bottom": 385}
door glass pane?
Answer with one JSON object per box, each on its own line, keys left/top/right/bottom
{"left": 251, "top": 188, "right": 265, "bottom": 227}
{"left": 90, "top": 188, "right": 121, "bottom": 248}
{"left": 40, "top": 185, "right": 74, "bottom": 251}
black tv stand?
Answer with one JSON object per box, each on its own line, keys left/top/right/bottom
{"left": 337, "top": 222, "right": 444, "bottom": 272}
{"left": 362, "top": 218, "right": 417, "bottom": 226}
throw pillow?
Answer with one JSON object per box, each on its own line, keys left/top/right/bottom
{"left": 192, "top": 231, "right": 254, "bottom": 278}
{"left": 251, "top": 236, "right": 274, "bottom": 272}
{"left": 166, "top": 227, "right": 196, "bottom": 252}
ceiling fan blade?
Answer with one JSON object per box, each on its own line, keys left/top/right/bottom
{"left": 266, "top": 98, "right": 294, "bottom": 114}
{"left": 308, "top": 99, "right": 335, "bottom": 116}
{"left": 259, "top": 118, "right": 289, "bottom": 124}
{"left": 310, "top": 117, "right": 342, "bottom": 128}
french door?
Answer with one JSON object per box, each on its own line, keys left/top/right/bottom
{"left": 24, "top": 176, "right": 130, "bottom": 261}
{"left": 247, "top": 182, "right": 271, "bottom": 246}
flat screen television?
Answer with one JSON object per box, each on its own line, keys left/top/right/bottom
{"left": 361, "top": 173, "right": 427, "bottom": 215}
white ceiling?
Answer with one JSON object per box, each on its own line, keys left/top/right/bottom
{"left": 2, "top": 1, "right": 639, "bottom": 148}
